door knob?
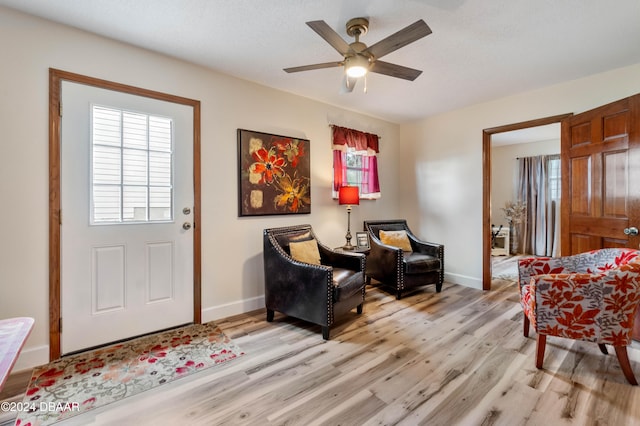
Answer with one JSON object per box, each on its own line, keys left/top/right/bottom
{"left": 182, "top": 222, "right": 192, "bottom": 230}
{"left": 624, "top": 226, "right": 639, "bottom": 236}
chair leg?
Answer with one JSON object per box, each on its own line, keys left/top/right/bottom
{"left": 266, "top": 309, "right": 274, "bottom": 322}
{"left": 366, "top": 276, "right": 372, "bottom": 285}
{"left": 535, "top": 334, "right": 546, "bottom": 369}
{"left": 523, "top": 315, "right": 530, "bottom": 338}
{"left": 322, "top": 326, "right": 330, "bottom": 340}
{"left": 396, "top": 290, "right": 402, "bottom": 300}
{"left": 436, "top": 281, "right": 443, "bottom": 293}
{"left": 614, "top": 346, "right": 638, "bottom": 385}
{"left": 357, "top": 303, "right": 363, "bottom": 314}
{"left": 598, "top": 343, "right": 609, "bottom": 355}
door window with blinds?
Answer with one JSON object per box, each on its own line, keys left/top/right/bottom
{"left": 91, "top": 105, "right": 174, "bottom": 224}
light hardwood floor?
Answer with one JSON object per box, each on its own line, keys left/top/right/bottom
{"left": 3, "top": 272, "right": 640, "bottom": 425}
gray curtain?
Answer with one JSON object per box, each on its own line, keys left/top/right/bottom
{"left": 517, "top": 155, "right": 559, "bottom": 256}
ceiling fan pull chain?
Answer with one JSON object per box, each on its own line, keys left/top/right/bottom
{"left": 364, "top": 74, "right": 368, "bottom": 93}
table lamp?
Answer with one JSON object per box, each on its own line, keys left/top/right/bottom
{"left": 338, "top": 186, "right": 360, "bottom": 250}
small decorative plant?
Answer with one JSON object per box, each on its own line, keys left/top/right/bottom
{"left": 501, "top": 201, "right": 527, "bottom": 225}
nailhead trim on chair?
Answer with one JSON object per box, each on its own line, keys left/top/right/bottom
{"left": 438, "top": 243, "right": 444, "bottom": 287}
{"left": 396, "top": 249, "right": 404, "bottom": 293}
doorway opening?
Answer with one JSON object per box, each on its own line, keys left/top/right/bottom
{"left": 482, "top": 113, "right": 572, "bottom": 290}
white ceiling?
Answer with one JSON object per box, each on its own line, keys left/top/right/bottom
{"left": 2, "top": 0, "right": 640, "bottom": 123}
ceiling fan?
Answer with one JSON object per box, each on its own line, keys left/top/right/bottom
{"left": 284, "top": 17, "right": 432, "bottom": 92}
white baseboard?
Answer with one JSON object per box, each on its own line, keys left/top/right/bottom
{"left": 444, "top": 272, "right": 482, "bottom": 290}
{"left": 13, "top": 344, "right": 49, "bottom": 372}
{"left": 201, "top": 295, "right": 265, "bottom": 323}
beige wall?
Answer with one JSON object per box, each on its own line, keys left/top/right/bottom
{"left": 401, "top": 62, "right": 640, "bottom": 288}
{"left": 0, "top": 7, "right": 401, "bottom": 368}
{"left": 491, "top": 138, "right": 560, "bottom": 226}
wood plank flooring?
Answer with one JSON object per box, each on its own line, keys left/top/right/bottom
{"left": 3, "top": 268, "right": 640, "bottom": 425}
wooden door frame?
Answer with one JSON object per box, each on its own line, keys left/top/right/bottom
{"left": 482, "top": 113, "right": 572, "bottom": 290}
{"left": 49, "top": 68, "right": 202, "bottom": 360}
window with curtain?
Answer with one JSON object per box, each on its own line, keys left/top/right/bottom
{"left": 517, "top": 154, "right": 560, "bottom": 257}
{"left": 332, "top": 125, "right": 381, "bottom": 199}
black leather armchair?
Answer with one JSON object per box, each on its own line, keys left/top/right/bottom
{"left": 364, "top": 219, "right": 444, "bottom": 299}
{"left": 263, "top": 224, "right": 366, "bottom": 339}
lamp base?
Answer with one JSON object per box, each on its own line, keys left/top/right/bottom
{"left": 341, "top": 243, "right": 356, "bottom": 251}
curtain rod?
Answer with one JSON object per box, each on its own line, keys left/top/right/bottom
{"left": 516, "top": 153, "right": 561, "bottom": 160}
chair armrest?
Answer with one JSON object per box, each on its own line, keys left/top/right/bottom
{"left": 318, "top": 243, "right": 365, "bottom": 272}
{"left": 517, "top": 257, "right": 553, "bottom": 292}
{"left": 366, "top": 234, "right": 402, "bottom": 279}
{"left": 407, "top": 233, "right": 443, "bottom": 258}
{"left": 527, "top": 272, "right": 608, "bottom": 338}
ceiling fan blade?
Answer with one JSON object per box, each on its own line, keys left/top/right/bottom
{"left": 306, "top": 20, "right": 351, "bottom": 55}
{"left": 370, "top": 60, "right": 423, "bottom": 81}
{"left": 365, "top": 19, "right": 432, "bottom": 60}
{"left": 283, "top": 61, "right": 343, "bottom": 73}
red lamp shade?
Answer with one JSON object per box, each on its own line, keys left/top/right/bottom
{"left": 338, "top": 186, "right": 360, "bottom": 206}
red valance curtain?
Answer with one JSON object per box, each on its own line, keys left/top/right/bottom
{"left": 332, "top": 126, "right": 379, "bottom": 153}
{"left": 332, "top": 125, "right": 381, "bottom": 199}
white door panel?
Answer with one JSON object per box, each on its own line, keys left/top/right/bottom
{"left": 61, "top": 81, "right": 193, "bottom": 354}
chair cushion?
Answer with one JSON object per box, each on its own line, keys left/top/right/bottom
{"left": 379, "top": 230, "right": 412, "bottom": 252}
{"left": 289, "top": 239, "right": 321, "bottom": 264}
{"left": 332, "top": 268, "right": 364, "bottom": 302}
{"left": 403, "top": 252, "right": 441, "bottom": 274}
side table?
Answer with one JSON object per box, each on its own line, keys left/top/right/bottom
{"left": 333, "top": 247, "right": 370, "bottom": 255}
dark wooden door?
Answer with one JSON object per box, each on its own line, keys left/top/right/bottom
{"left": 561, "top": 93, "right": 640, "bottom": 338}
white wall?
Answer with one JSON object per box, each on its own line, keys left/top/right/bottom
{"left": 0, "top": 7, "right": 401, "bottom": 369}
{"left": 491, "top": 138, "right": 560, "bottom": 226}
{"left": 400, "top": 62, "right": 640, "bottom": 289}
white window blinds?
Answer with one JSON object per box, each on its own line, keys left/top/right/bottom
{"left": 91, "top": 105, "right": 174, "bottom": 224}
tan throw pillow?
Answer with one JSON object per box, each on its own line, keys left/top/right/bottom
{"left": 379, "top": 230, "right": 413, "bottom": 252}
{"left": 289, "top": 239, "right": 321, "bottom": 265}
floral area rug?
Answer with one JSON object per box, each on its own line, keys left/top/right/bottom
{"left": 16, "top": 322, "right": 244, "bottom": 425}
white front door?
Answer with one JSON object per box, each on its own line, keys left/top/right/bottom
{"left": 61, "top": 81, "right": 194, "bottom": 354}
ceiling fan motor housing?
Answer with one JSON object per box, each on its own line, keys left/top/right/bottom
{"left": 346, "top": 17, "right": 369, "bottom": 38}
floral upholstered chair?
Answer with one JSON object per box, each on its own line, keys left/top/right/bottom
{"left": 518, "top": 248, "right": 640, "bottom": 385}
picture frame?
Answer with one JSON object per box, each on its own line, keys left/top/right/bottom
{"left": 356, "top": 232, "right": 370, "bottom": 249}
{"left": 237, "top": 129, "right": 311, "bottom": 217}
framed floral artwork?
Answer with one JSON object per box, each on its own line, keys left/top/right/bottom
{"left": 237, "top": 129, "right": 311, "bottom": 216}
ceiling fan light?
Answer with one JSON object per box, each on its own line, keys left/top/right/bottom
{"left": 345, "top": 55, "right": 370, "bottom": 78}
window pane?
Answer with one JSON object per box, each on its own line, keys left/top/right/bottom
{"left": 93, "top": 185, "right": 121, "bottom": 222}
{"left": 149, "top": 116, "right": 172, "bottom": 152}
{"left": 123, "top": 186, "right": 148, "bottom": 221}
{"left": 548, "top": 158, "right": 561, "bottom": 200}
{"left": 149, "top": 187, "right": 172, "bottom": 220}
{"left": 149, "top": 152, "right": 171, "bottom": 186}
{"left": 93, "top": 146, "right": 121, "bottom": 185}
{"left": 93, "top": 106, "right": 121, "bottom": 147}
{"left": 123, "top": 112, "right": 148, "bottom": 150}
{"left": 123, "top": 148, "right": 148, "bottom": 185}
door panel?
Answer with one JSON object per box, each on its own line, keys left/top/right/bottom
{"left": 563, "top": 93, "right": 640, "bottom": 340}
{"left": 61, "top": 81, "right": 194, "bottom": 354}
{"left": 561, "top": 94, "right": 640, "bottom": 255}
